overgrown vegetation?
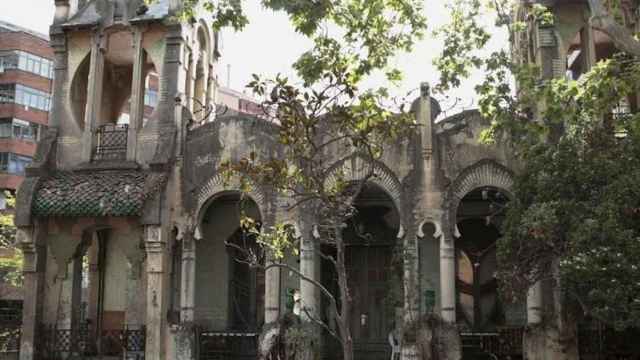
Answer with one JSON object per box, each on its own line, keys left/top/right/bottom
{"left": 435, "top": 0, "right": 640, "bottom": 331}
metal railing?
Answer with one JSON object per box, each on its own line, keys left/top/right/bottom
{"left": 38, "top": 324, "right": 145, "bottom": 360}
{"left": 92, "top": 124, "right": 128, "bottom": 161}
{"left": 460, "top": 327, "right": 524, "bottom": 358}
{"left": 197, "top": 328, "right": 258, "bottom": 360}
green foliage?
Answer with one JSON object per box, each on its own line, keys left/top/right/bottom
{"left": 436, "top": 0, "right": 640, "bottom": 328}
{"left": 0, "top": 192, "right": 21, "bottom": 291}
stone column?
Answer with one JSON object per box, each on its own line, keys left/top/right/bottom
{"left": 180, "top": 233, "right": 196, "bottom": 322}
{"left": 127, "top": 26, "right": 146, "bottom": 161}
{"left": 144, "top": 226, "right": 168, "bottom": 360}
{"left": 19, "top": 226, "right": 46, "bottom": 360}
{"left": 185, "top": 52, "right": 198, "bottom": 115}
{"left": 81, "top": 30, "right": 105, "bottom": 162}
{"left": 53, "top": 0, "right": 70, "bottom": 23}
{"left": 299, "top": 234, "right": 317, "bottom": 321}
{"left": 583, "top": 23, "right": 597, "bottom": 71}
{"left": 403, "top": 227, "right": 419, "bottom": 324}
{"left": 264, "top": 252, "right": 281, "bottom": 324}
{"left": 527, "top": 281, "right": 543, "bottom": 325}
{"left": 440, "top": 234, "right": 456, "bottom": 323}
{"left": 125, "top": 260, "right": 145, "bottom": 326}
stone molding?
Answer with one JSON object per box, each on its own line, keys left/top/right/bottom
{"left": 444, "top": 159, "right": 514, "bottom": 236}
{"left": 194, "top": 172, "right": 267, "bottom": 223}
{"left": 325, "top": 154, "right": 404, "bottom": 213}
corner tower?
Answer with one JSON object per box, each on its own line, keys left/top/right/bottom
{"left": 15, "top": 2, "right": 218, "bottom": 360}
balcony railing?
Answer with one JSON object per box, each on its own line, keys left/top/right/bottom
{"left": 92, "top": 124, "right": 128, "bottom": 161}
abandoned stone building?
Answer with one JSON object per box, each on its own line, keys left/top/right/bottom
{"left": 11, "top": 0, "right": 639, "bottom": 360}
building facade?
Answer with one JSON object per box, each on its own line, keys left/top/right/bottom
{"left": 12, "top": 0, "right": 637, "bottom": 360}
{"left": 0, "top": 22, "right": 54, "bottom": 355}
{"left": 0, "top": 21, "right": 53, "bottom": 206}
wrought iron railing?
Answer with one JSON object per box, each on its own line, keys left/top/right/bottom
{"left": 38, "top": 324, "right": 145, "bottom": 360}
{"left": 196, "top": 329, "right": 258, "bottom": 360}
{"left": 460, "top": 327, "right": 524, "bottom": 358}
{"left": 93, "top": 124, "right": 128, "bottom": 161}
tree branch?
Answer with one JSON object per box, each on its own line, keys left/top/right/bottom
{"left": 588, "top": 0, "right": 640, "bottom": 57}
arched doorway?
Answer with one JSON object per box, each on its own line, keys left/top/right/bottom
{"left": 456, "top": 187, "right": 524, "bottom": 359}
{"left": 195, "top": 192, "right": 264, "bottom": 359}
{"left": 321, "top": 183, "right": 402, "bottom": 360}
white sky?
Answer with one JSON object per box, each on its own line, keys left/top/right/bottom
{"left": 0, "top": 0, "right": 506, "bottom": 114}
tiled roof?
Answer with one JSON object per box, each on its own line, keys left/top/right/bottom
{"left": 32, "top": 170, "right": 166, "bottom": 217}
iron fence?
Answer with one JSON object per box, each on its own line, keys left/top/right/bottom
{"left": 197, "top": 329, "right": 258, "bottom": 360}
{"left": 92, "top": 124, "right": 128, "bottom": 161}
{"left": 460, "top": 327, "right": 524, "bottom": 359}
{"left": 38, "top": 324, "right": 145, "bottom": 360}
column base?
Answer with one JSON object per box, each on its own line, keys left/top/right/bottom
{"left": 402, "top": 314, "right": 461, "bottom": 360}
{"left": 524, "top": 324, "right": 578, "bottom": 360}
{"left": 172, "top": 323, "right": 196, "bottom": 360}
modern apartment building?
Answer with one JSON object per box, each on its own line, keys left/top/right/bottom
{"left": 0, "top": 20, "right": 53, "bottom": 208}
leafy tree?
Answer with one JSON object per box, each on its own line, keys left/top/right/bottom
{"left": 435, "top": 0, "right": 640, "bottom": 332}
{"left": 0, "top": 192, "right": 20, "bottom": 353}
{"left": 148, "top": 1, "right": 427, "bottom": 359}
{"left": 0, "top": 192, "right": 20, "bottom": 294}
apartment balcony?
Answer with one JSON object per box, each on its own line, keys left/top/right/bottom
{"left": 92, "top": 124, "right": 128, "bottom": 161}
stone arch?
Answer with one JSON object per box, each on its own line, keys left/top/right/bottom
{"left": 195, "top": 20, "right": 213, "bottom": 59}
{"left": 194, "top": 172, "right": 267, "bottom": 233}
{"left": 325, "top": 154, "right": 403, "bottom": 213}
{"left": 444, "top": 159, "right": 514, "bottom": 235}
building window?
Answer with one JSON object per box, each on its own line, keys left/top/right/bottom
{"left": 0, "top": 50, "right": 54, "bottom": 79}
{"left": 0, "top": 118, "right": 39, "bottom": 141}
{"left": 0, "top": 152, "right": 32, "bottom": 175}
{"left": 0, "top": 84, "right": 51, "bottom": 111}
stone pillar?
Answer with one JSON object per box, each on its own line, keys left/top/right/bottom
{"left": 19, "top": 226, "right": 46, "bottom": 360}
{"left": 440, "top": 235, "right": 456, "bottom": 323}
{"left": 127, "top": 26, "right": 146, "bottom": 161}
{"left": 583, "top": 24, "right": 597, "bottom": 71}
{"left": 180, "top": 233, "right": 196, "bottom": 322}
{"left": 527, "top": 281, "right": 543, "bottom": 325}
{"left": 144, "top": 226, "right": 168, "bottom": 360}
{"left": 125, "top": 260, "right": 145, "bottom": 326}
{"left": 299, "top": 235, "right": 317, "bottom": 321}
{"left": 53, "top": 0, "right": 70, "bottom": 23}
{"left": 57, "top": 262, "right": 74, "bottom": 329}
{"left": 403, "top": 228, "right": 419, "bottom": 324}
{"left": 264, "top": 252, "right": 281, "bottom": 324}
{"left": 185, "top": 51, "right": 198, "bottom": 115}
{"left": 87, "top": 239, "right": 100, "bottom": 334}
{"left": 81, "top": 30, "right": 106, "bottom": 162}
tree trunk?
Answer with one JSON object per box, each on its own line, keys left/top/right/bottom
{"left": 550, "top": 258, "right": 578, "bottom": 360}
{"left": 334, "top": 226, "right": 354, "bottom": 360}
{"left": 588, "top": 0, "right": 640, "bottom": 57}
